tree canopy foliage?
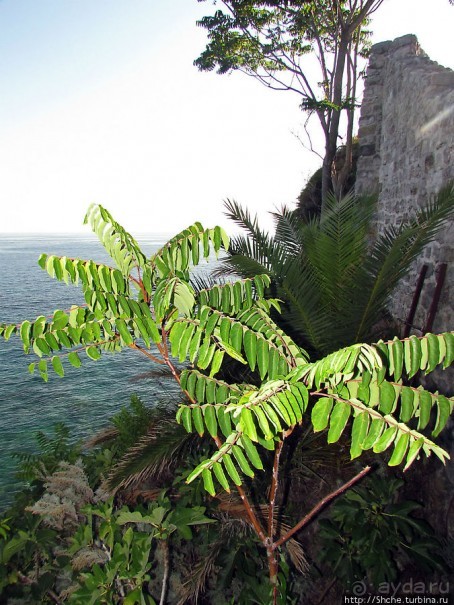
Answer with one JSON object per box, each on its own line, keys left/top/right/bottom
{"left": 195, "top": 0, "right": 384, "bottom": 200}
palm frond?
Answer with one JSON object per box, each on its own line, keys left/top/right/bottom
{"left": 216, "top": 493, "right": 308, "bottom": 573}
{"left": 103, "top": 417, "right": 201, "bottom": 492}
{"left": 85, "top": 426, "right": 120, "bottom": 449}
{"left": 219, "top": 186, "right": 453, "bottom": 356}
{"left": 272, "top": 204, "right": 304, "bottom": 255}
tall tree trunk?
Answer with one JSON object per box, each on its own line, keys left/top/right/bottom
{"left": 321, "top": 33, "right": 350, "bottom": 210}
{"left": 321, "top": 149, "right": 334, "bottom": 207}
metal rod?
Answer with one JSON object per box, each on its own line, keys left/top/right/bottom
{"left": 403, "top": 264, "right": 428, "bottom": 338}
{"left": 423, "top": 263, "right": 448, "bottom": 334}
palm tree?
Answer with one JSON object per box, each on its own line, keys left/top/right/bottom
{"left": 217, "top": 185, "right": 454, "bottom": 358}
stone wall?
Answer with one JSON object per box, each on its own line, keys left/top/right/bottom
{"left": 355, "top": 35, "right": 454, "bottom": 392}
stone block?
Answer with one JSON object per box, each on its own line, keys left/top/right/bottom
{"left": 358, "top": 124, "right": 376, "bottom": 137}
{"left": 370, "top": 40, "right": 392, "bottom": 54}
{"left": 358, "top": 143, "right": 376, "bottom": 156}
{"left": 431, "top": 72, "right": 454, "bottom": 87}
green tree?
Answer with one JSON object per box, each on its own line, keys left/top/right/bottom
{"left": 195, "top": 0, "right": 384, "bottom": 202}
{"left": 1, "top": 205, "right": 453, "bottom": 604}
{"left": 218, "top": 186, "right": 454, "bottom": 357}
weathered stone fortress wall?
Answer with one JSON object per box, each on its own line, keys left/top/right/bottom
{"left": 355, "top": 35, "right": 454, "bottom": 548}
{"left": 355, "top": 35, "right": 454, "bottom": 371}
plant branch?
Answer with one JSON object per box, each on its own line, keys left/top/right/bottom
{"left": 129, "top": 342, "right": 166, "bottom": 365}
{"left": 159, "top": 539, "right": 170, "bottom": 605}
{"left": 268, "top": 439, "right": 284, "bottom": 539}
{"left": 213, "top": 436, "right": 267, "bottom": 543}
{"left": 273, "top": 465, "right": 372, "bottom": 548}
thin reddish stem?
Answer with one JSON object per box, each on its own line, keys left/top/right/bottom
{"left": 273, "top": 466, "right": 372, "bottom": 549}
{"left": 268, "top": 439, "right": 284, "bottom": 539}
{"left": 129, "top": 342, "right": 165, "bottom": 365}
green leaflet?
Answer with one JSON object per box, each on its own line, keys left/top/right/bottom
{"left": 133, "top": 317, "right": 150, "bottom": 348}
{"left": 417, "top": 389, "right": 433, "bottom": 430}
{"left": 285, "top": 390, "right": 302, "bottom": 422}
{"left": 243, "top": 330, "right": 257, "bottom": 372}
{"left": 116, "top": 319, "right": 134, "bottom": 345}
{"left": 269, "top": 395, "right": 291, "bottom": 426}
{"left": 291, "top": 383, "right": 309, "bottom": 413}
{"left": 51, "top": 356, "right": 64, "bottom": 377}
{"left": 361, "top": 418, "right": 385, "bottom": 450}
{"left": 32, "top": 316, "right": 46, "bottom": 339}
{"left": 204, "top": 311, "right": 220, "bottom": 338}
{"left": 327, "top": 401, "right": 351, "bottom": 444}
{"left": 216, "top": 407, "right": 232, "bottom": 438}
{"left": 68, "top": 352, "right": 82, "bottom": 368}
{"left": 403, "top": 437, "right": 424, "bottom": 471}
{"left": 34, "top": 337, "right": 50, "bottom": 356}
{"left": 373, "top": 426, "right": 398, "bottom": 453}
{"left": 38, "top": 359, "right": 48, "bottom": 382}
{"left": 203, "top": 405, "right": 218, "bottom": 438}
{"left": 426, "top": 333, "right": 440, "bottom": 374}
{"left": 192, "top": 406, "right": 204, "bottom": 437}
{"left": 188, "top": 328, "right": 203, "bottom": 363}
{"left": 350, "top": 412, "right": 369, "bottom": 459}
{"left": 229, "top": 322, "right": 243, "bottom": 354}
{"left": 19, "top": 321, "right": 31, "bottom": 349}
{"left": 378, "top": 380, "right": 396, "bottom": 414}
{"left": 238, "top": 435, "right": 263, "bottom": 470}
{"left": 232, "top": 281, "right": 243, "bottom": 312}
{"left": 220, "top": 341, "right": 246, "bottom": 364}
{"left": 399, "top": 387, "right": 415, "bottom": 423}
{"left": 443, "top": 332, "right": 454, "bottom": 369}
{"left": 209, "top": 349, "right": 224, "bottom": 377}
{"left": 437, "top": 333, "right": 447, "bottom": 365}
{"left": 86, "top": 346, "right": 101, "bottom": 361}
{"left": 390, "top": 338, "right": 404, "bottom": 381}
{"left": 419, "top": 334, "right": 429, "bottom": 370}
{"left": 408, "top": 335, "right": 422, "bottom": 378}
{"left": 432, "top": 395, "right": 451, "bottom": 438}
{"left": 277, "top": 392, "right": 297, "bottom": 426}
{"left": 52, "top": 310, "right": 69, "bottom": 330}
{"left": 179, "top": 323, "right": 196, "bottom": 362}
{"left": 240, "top": 408, "right": 258, "bottom": 442}
{"left": 261, "top": 402, "right": 282, "bottom": 433}
{"left": 232, "top": 445, "right": 255, "bottom": 478}
{"left": 185, "top": 372, "right": 198, "bottom": 400}
{"left": 195, "top": 376, "right": 206, "bottom": 402}
{"left": 221, "top": 282, "right": 232, "bottom": 312}
{"left": 44, "top": 332, "right": 60, "bottom": 351}
{"left": 357, "top": 380, "right": 370, "bottom": 404}
{"left": 186, "top": 460, "right": 211, "bottom": 484}
{"left": 205, "top": 378, "right": 216, "bottom": 404}
{"left": 252, "top": 406, "right": 273, "bottom": 440}
{"left": 202, "top": 469, "right": 216, "bottom": 497}
{"left": 180, "top": 407, "right": 192, "bottom": 433}
{"left": 388, "top": 432, "right": 410, "bottom": 466}
{"left": 268, "top": 347, "right": 281, "bottom": 379}
{"left": 219, "top": 316, "right": 231, "bottom": 343}
{"left": 222, "top": 454, "right": 242, "bottom": 486}
{"left": 212, "top": 462, "right": 230, "bottom": 492}
{"left": 197, "top": 342, "right": 216, "bottom": 371}
{"left": 256, "top": 337, "right": 269, "bottom": 379}
{"left": 311, "top": 398, "right": 334, "bottom": 432}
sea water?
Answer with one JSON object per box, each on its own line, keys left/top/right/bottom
{"left": 0, "top": 233, "right": 176, "bottom": 508}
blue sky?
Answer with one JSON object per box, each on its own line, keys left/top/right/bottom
{"left": 1, "top": 0, "right": 453, "bottom": 235}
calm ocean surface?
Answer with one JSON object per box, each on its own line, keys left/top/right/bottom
{"left": 0, "top": 233, "right": 177, "bottom": 509}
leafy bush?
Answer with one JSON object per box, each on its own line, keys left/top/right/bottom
{"left": 1, "top": 204, "right": 453, "bottom": 604}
